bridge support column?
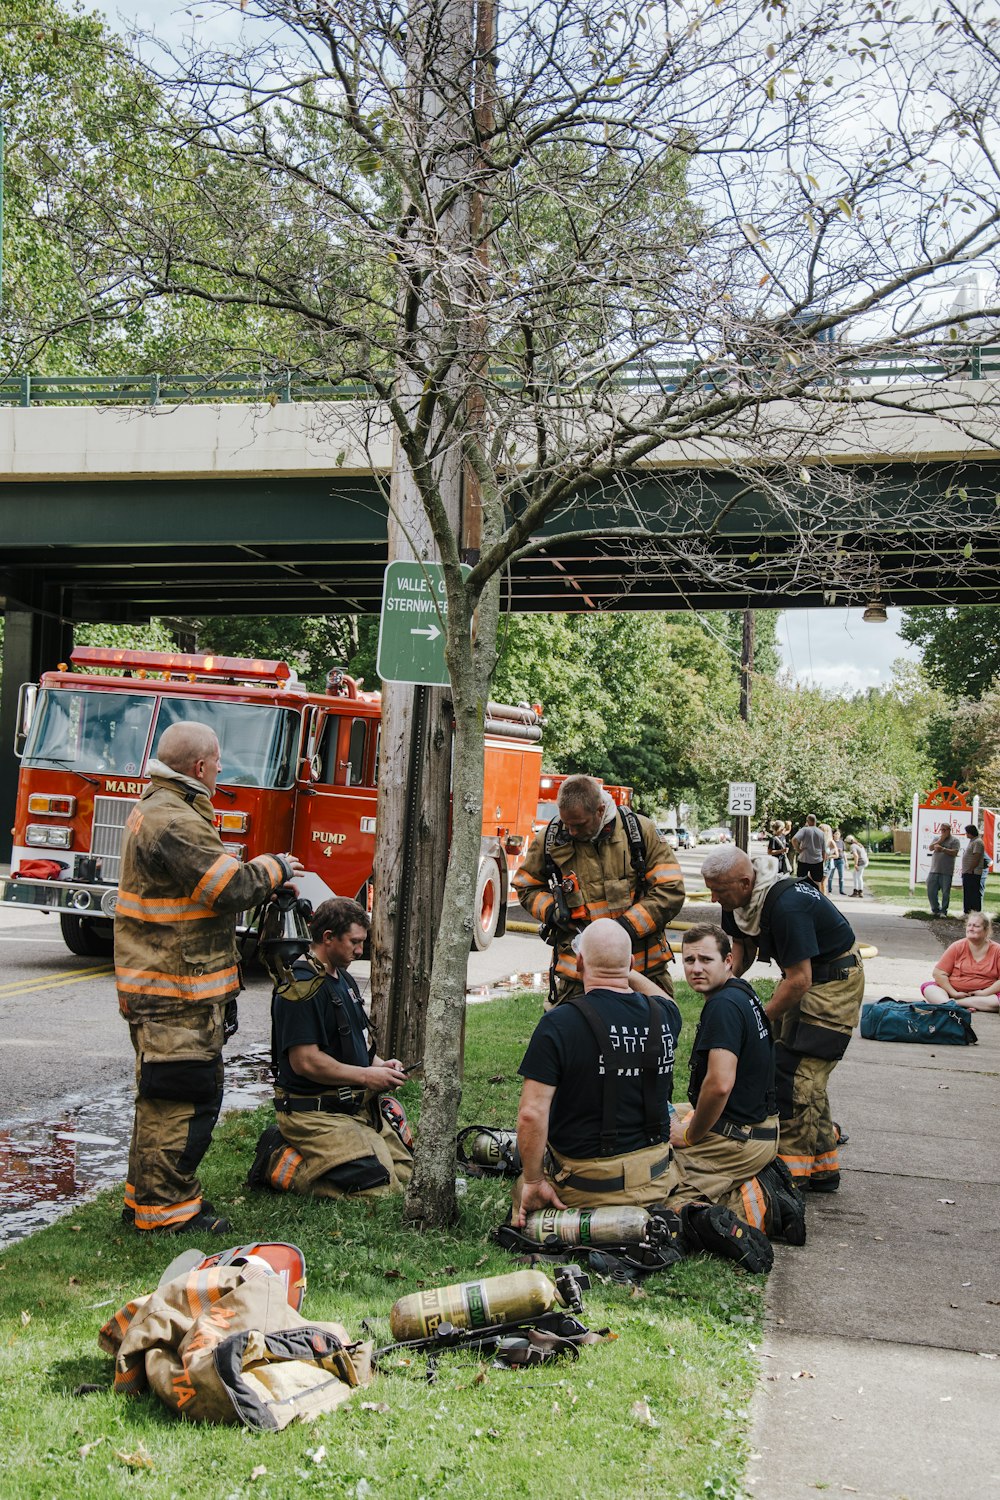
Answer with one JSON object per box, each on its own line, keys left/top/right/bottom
{"left": 0, "top": 608, "right": 73, "bottom": 863}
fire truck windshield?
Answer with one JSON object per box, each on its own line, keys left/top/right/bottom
{"left": 24, "top": 690, "right": 299, "bottom": 788}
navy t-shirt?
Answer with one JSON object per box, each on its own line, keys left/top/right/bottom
{"left": 687, "top": 977, "right": 775, "bottom": 1125}
{"left": 518, "top": 987, "right": 682, "bottom": 1157}
{"left": 722, "top": 880, "right": 855, "bottom": 969}
{"left": 271, "top": 958, "right": 371, "bottom": 1093}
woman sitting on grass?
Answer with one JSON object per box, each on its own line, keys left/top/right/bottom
{"left": 920, "top": 912, "right": 1000, "bottom": 1013}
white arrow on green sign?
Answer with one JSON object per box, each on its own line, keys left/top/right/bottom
{"left": 376, "top": 560, "right": 470, "bottom": 686}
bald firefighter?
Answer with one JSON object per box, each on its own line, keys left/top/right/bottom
{"left": 115, "top": 721, "right": 303, "bottom": 1235}
{"left": 513, "top": 775, "right": 684, "bottom": 1006}
{"left": 513, "top": 918, "right": 683, "bottom": 1217}
{"left": 701, "top": 846, "right": 864, "bottom": 1193}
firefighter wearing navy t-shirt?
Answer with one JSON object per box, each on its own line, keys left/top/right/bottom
{"left": 702, "top": 846, "right": 864, "bottom": 1193}
{"left": 668, "top": 924, "right": 805, "bottom": 1244}
{"left": 512, "top": 918, "right": 684, "bottom": 1219}
{"left": 247, "top": 897, "right": 414, "bottom": 1199}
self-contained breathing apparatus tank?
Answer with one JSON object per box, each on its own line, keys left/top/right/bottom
{"left": 456, "top": 1126, "right": 521, "bottom": 1177}
{"left": 521, "top": 1206, "right": 656, "bottom": 1247}
{"left": 389, "top": 1266, "right": 583, "bottom": 1341}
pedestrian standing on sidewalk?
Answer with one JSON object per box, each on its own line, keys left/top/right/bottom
{"left": 845, "top": 836, "right": 868, "bottom": 897}
{"left": 791, "top": 815, "right": 826, "bottom": 888}
{"left": 961, "top": 824, "right": 987, "bottom": 915}
{"left": 926, "top": 825, "right": 961, "bottom": 918}
{"left": 827, "top": 829, "right": 846, "bottom": 896}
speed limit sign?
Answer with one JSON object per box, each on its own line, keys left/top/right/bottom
{"left": 728, "top": 781, "right": 756, "bottom": 816}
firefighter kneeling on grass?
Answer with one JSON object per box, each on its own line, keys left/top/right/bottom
{"left": 669, "top": 924, "right": 806, "bottom": 1246}
{"left": 248, "top": 898, "right": 414, "bottom": 1199}
{"left": 511, "top": 918, "right": 772, "bottom": 1271}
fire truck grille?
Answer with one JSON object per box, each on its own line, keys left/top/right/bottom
{"left": 91, "top": 796, "right": 138, "bottom": 881}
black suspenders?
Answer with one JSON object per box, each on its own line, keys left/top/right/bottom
{"left": 565, "top": 993, "right": 666, "bottom": 1155}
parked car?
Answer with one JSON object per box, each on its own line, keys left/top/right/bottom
{"left": 658, "top": 826, "right": 692, "bottom": 850}
{"left": 699, "top": 825, "right": 733, "bottom": 844}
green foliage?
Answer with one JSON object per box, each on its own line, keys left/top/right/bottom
{"left": 194, "top": 615, "right": 379, "bottom": 693}
{"left": 899, "top": 607, "right": 1000, "bottom": 701}
{"left": 696, "top": 673, "right": 938, "bottom": 827}
{"left": 0, "top": 991, "right": 763, "bottom": 1500}
{"left": 492, "top": 612, "right": 735, "bottom": 810}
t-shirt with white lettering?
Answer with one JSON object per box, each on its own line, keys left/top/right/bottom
{"left": 518, "top": 988, "right": 681, "bottom": 1157}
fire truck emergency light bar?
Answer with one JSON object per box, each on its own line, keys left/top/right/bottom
{"left": 68, "top": 647, "right": 293, "bottom": 683}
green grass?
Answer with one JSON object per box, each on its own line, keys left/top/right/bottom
{"left": 0, "top": 987, "right": 767, "bottom": 1500}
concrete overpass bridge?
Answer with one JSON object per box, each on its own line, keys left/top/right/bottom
{"left": 3, "top": 358, "right": 1000, "bottom": 825}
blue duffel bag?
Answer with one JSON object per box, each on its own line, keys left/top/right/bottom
{"left": 860, "top": 997, "right": 978, "bottom": 1046}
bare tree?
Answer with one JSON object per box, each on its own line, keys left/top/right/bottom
{"left": 42, "top": 0, "right": 1000, "bottom": 1222}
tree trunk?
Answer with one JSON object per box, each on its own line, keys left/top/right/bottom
{"left": 369, "top": 0, "right": 476, "bottom": 1070}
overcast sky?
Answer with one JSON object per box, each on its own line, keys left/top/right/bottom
{"left": 777, "top": 607, "right": 918, "bottom": 695}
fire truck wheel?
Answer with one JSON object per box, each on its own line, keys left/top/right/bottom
{"left": 60, "top": 913, "right": 115, "bottom": 958}
{"left": 473, "top": 859, "right": 502, "bottom": 951}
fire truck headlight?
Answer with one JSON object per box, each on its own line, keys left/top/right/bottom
{"left": 219, "top": 812, "right": 250, "bottom": 834}
{"left": 28, "top": 794, "right": 77, "bottom": 817}
{"left": 222, "top": 841, "right": 247, "bottom": 861}
{"left": 26, "top": 824, "right": 73, "bottom": 848}
{"left": 101, "top": 889, "right": 119, "bottom": 917}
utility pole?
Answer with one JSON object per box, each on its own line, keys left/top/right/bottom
{"left": 734, "top": 608, "right": 754, "bottom": 853}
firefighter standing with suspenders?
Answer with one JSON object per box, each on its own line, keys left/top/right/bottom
{"left": 701, "top": 846, "right": 864, "bottom": 1194}
{"left": 513, "top": 775, "right": 685, "bottom": 1006}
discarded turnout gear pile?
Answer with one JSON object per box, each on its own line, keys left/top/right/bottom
{"left": 98, "top": 1246, "right": 610, "bottom": 1426}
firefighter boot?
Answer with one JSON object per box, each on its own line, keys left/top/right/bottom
{"left": 757, "top": 1158, "right": 807, "bottom": 1246}
{"left": 679, "top": 1203, "right": 774, "bottom": 1274}
{"left": 247, "top": 1124, "right": 286, "bottom": 1191}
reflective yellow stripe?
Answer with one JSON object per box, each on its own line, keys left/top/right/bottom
{"left": 626, "top": 904, "right": 657, "bottom": 936}
{"left": 134, "top": 1195, "right": 202, "bottom": 1231}
{"left": 116, "top": 892, "right": 214, "bottom": 923}
{"left": 741, "top": 1177, "right": 767, "bottom": 1229}
{"left": 271, "top": 1146, "right": 303, "bottom": 1190}
{"left": 115, "top": 964, "right": 239, "bottom": 999}
{"left": 192, "top": 854, "right": 240, "bottom": 906}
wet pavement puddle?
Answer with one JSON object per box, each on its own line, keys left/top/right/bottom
{"left": 0, "top": 1046, "right": 274, "bottom": 1247}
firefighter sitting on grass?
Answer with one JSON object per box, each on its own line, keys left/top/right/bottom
{"left": 669, "top": 924, "right": 806, "bottom": 1245}
{"left": 247, "top": 897, "right": 414, "bottom": 1198}
{"left": 511, "top": 919, "right": 773, "bottom": 1272}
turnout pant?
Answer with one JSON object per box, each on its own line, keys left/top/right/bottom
{"left": 124, "top": 1002, "right": 226, "bottom": 1232}
{"left": 513, "top": 1138, "right": 681, "bottom": 1214}
{"left": 670, "top": 1118, "right": 779, "bottom": 1232}
{"left": 774, "top": 960, "right": 865, "bottom": 1187}
{"left": 266, "top": 1103, "right": 413, "bottom": 1199}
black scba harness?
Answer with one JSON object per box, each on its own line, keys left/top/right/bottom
{"left": 565, "top": 991, "right": 667, "bottom": 1157}
{"left": 269, "top": 953, "right": 378, "bottom": 1119}
{"left": 544, "top": 804, "right": 649, "bottom": 899}
{"left": 752, "top": 878, "right": 860, "bottom": 984}
{"left": 690, "top": 975, "right": 778, "bottom": 1125}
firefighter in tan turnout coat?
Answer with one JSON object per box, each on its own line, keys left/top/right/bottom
{"left": 115, "top": 721, "right": 301, "bottom": 1235}
{"left": 513, "top": 775, "right": 684, "bottom": 1006}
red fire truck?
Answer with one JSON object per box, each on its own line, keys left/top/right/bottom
{"left": 2, "top": 647, "right": 543, "bottom": 957}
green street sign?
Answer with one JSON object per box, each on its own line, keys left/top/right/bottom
{"left": 376, "top": 560, "right": 470, "bottom": 686}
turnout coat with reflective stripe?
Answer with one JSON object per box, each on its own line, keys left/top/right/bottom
{"left": 115, "top": 774, "right": 286, "bottom": 1014}
{"left": 513, "top": 812, "right": 684, "bottom": 984}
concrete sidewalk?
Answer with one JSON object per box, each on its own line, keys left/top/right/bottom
{"left": 746, "top": 899, "right": 1000, "bottom": 1499}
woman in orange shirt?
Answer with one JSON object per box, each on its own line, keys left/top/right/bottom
{"left": 920, "top": 913, "right": 1000, "bottom": 1012}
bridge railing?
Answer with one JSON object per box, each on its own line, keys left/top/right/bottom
{"left": 2, "top": 348, "right": 999, "bottom": 406}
